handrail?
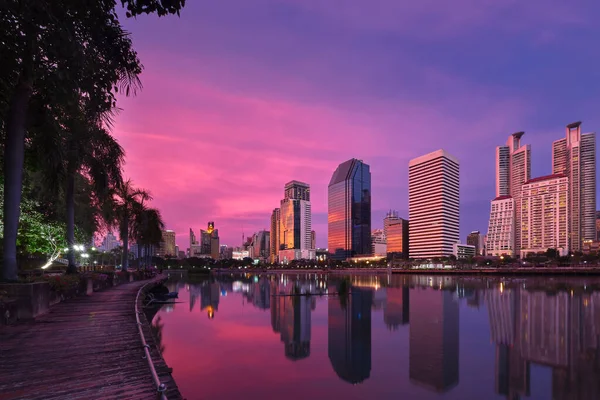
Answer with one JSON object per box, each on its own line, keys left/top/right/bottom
{"left": 135, "top": 278, "right": 168, "bottom": 400}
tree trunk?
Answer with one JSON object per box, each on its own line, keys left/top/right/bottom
{"left": 65, "top": 172, "right": 77, "bottom": 274}
{"left": 1, "top": 72, "right": 33, "bottom": 282}
{"left": 121, "top": 215, "right": 129, "bottom": 271}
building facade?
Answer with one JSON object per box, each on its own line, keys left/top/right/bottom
{"left": 453, "top": 243, "right": 476, "bottom": 259}
{"left": 466, "top": 231, "right": 483, "bottom": 256}
{"left": 371, "top": 229, "right": 387, "bottom": 257}
{"left": 280, "top": 181, "right": 313, "bottom": 256}
{"left": 486, "top": 196, "right": 515, "bottom": 257}
{"left": 408, "top": 150, "right": 459, "bottom": 259}
{"left": 270, "top": 208, "right": 281, "bottom": 263}
{"left": 158, "top": 229, "right": 176, "bottom": 257}
{"left": 328, "top": 159, "right": 371, "bottom": 260}
{"left": 492, "top": 132, "right": 531, "bottom": 257}
{"left": 552, "top": 122, "right": 596, "bottom": 252}
{"left": 383, "top": 210, "right": 400, "bottom": 239}
{"left": 520, "top": 174, "right": 569, "bottom": 256}
{"left": 386, "top": 218, "right": 409, "bottom": 258}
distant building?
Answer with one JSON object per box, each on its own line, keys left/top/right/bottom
{"left": 492, "top": 132, "right": 531, "bottom": 257}
{"left": 251, "top": 230, "right": 270, "bottom": 261}
{"left": 328, "top": 158, "right": 371, "bottom": 260}
{"left": 486, "top": 196, "right": 515, "bottom": 257}
{"left": 232, "top": 249, "right": 250, "bottom": 260}
{"left": 219, "top": 245, "right": 233, "bottom": 260}
{"left": 311, "top": 230, "right": 316, "bottom": 250}
{"left": 280, "top": 181, "right": 313, "bottom": 255}
{"left": 158, "top": 229, "right": 176, "bottom": 257}
{"left": 278, "top": 249, "right": 316, "bottom": 263}
{"left": 596, "top": 211, "right": 600, "bottom": 241}
{"left": 552, "top": 122, "right": 596, "bottom": 252}
{"left": 409, "top": 150, "right": 459, "bottom": 259}
{"left": 189, "top": 223, "right": 219, "bottom": 259}
{"left": 466, "top": 231, "right": 483, "bottom": 256}
{"left": 99, "top": 231, "right": 120, "bottom": 252}
{"left": 387, "top": 218, "right": 409, "bottom": 258}
{"left": 383, "top": 210, "right": 401, "bottom": 239}
{"left": 270, "top": 208, "right": 281, "bottom": 263}
{"left": 453, "top": 243, "right": 476, "bottom": 259}
{"left": 371, "top": 229, "right": 386, "bottom": 256}
{"left": 178, "top": 250, "right": 186, "bottom": 259}
{"left": 520, "top": 174, "right": 569, "bottom": 257}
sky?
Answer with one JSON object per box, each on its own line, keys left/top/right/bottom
{"left": 112, "top": 0, "right": 600, "bottom": 250}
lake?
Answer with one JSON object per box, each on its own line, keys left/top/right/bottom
{"left": 151, "top": 272, "right": 600, "bottom": 400}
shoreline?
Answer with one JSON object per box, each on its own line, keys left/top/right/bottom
{"left": 210, "top": 267, "right": 600, "bottom": 276}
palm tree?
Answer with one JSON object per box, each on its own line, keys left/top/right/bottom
{"left": 133, "top": 207, "right": 165, "bottom": 269}
{"left": 111, "top": 180, "right": 151, "bottom": 271}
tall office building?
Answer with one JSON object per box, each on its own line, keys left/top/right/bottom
{"left": 487, "top": 132, "right": 531, "bottom": 256}
{"left": 208, "top": 222, "right": 220, "bottom": 260}
{"left": 552, "top": 122, "right": 596, "bottom": 251}
{"left": 383, "top": 210, "right": 400, "bottom": 238}
{"left": 387, "top": 218, "right": 409, "bottom": 257}
{"left": 270, "top": 208, "right": 280, "bottom": 263}
{"left": 596, "top": 211, "right": 600, "bottom": 241}
{"left": 280, "top": 181, "right": 312, "bottom": 251}
{"left": 328, "top": 159, "right": 371, "bottom": 260}
{"left": 466, "top": 231, "right": 483, "bottom": 256}
{"left": 158, "top": 229, "right": 176, "bottom": 257}
{"left": 486, "top": 196, "right": 516, "bottom": 257}
{"left": 99, "top": 231, "right": 120, "bottom": 252}
{"left": 408, "top": 150, "right": 459, "bottom": 259}
{"left": 520, "top": 175, "right": 569, "bottom": 256}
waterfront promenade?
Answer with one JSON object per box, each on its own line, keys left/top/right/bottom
{"left": 0, "top": 279, "right": 182, "bottom": 400}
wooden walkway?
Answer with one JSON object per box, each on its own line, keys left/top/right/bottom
{"left": 0, "top": 280, "right": 183, "bottom": 400}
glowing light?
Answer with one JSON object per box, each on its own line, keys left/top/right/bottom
{"left": 499, "top": 282, "right": 504, "bottom": 293}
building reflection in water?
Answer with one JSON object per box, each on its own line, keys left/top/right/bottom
{"left": 487, "top": 287, "right": 600, "bottom": 399}
{"left": 328, "top": 286, "right": 373, "bottom": 384}
{"left": 271, "top": 281, "right": 312, "bottom": 360}
{"left": 384, "top": 287, "right": 409, "bottom": 329}
{"left": 409, "top": 287, "right": 459, "bottom": 392}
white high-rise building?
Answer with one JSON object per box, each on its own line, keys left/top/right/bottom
{"left": 408, "top": 149, "right": 460, "bottom": 259}
{"left": 487, "top": 132, "right": 531, "bottom": 256}
{"left": 552, "top": 122, "right": 596, "bottom": 252}
{"left": 486, "top": 196, "right": 515, "bottom": 257}
{"left": 280, "top": 181, "right": 313, "bottom": 256}
{"left": 520, "top": 174, "right": 569, "bottom": 256}
{"left": 100, "top": 231, "right": 120, "bottom": 252}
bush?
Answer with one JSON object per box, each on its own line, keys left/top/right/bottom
{"left": 41, "top": 274, "right": 83, "bottom": 295}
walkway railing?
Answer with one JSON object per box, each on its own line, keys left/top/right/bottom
{"left": 135, "top": 279, "right": 168, "bottom": 400}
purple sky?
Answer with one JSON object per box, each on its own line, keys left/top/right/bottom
{"left": 113, "top": 0, "right": 600, "bottom": 249}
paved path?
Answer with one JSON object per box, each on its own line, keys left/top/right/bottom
{"left": 0, "top": 280, "right": 182, "bottom": 400}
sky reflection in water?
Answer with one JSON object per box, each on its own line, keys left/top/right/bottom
{"left": 152, "top": 273, "right": 600, "bottom": 400}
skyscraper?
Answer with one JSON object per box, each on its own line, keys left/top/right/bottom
{"left": 159, "top": 229, "right": 176, "bottom": 257}
{"left": 328, "top": 159, "right": 371, "bottom": 260}
{"left": 520, "top": 175, "right": 569, "bottom": 256}
{"left": 408, "top": 150, "right": 459, "bottom": 259}
{"left": 280, "top": 181, "right": 312, "bottom": 251}
{"left": 487, "top": 132, "right": 531, "bottom": 256}
{"left": 552, "top": 122, "right": 596, "bottom": 251}
{"left": 270, "top": 208, "right": 280, "bottom": 263}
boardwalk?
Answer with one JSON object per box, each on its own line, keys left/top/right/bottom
{"left": 0, "top": 280, "right": 182, "bottom": 400}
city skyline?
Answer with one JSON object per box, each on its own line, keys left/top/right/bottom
{"left": 110, "top": 1, "right": 600, "bottom": 249}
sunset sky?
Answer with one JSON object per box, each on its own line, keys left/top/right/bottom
{"left": 113, "top": 0, "right": 600, "bottom": 250}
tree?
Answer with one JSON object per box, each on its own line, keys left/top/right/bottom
{"left": 1, "top": 0, "right": 185, "bottom": 281}
{"left": 109, "top": 180, "right": 151, "bottom": 271}
{"left": 133, "top": 206, "right": 164, "bottom": 268}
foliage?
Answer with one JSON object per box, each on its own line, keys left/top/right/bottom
{"left": 41, "top": 274, "right": 83, "bottom": 295}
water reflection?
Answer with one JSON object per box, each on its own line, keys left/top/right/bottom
{"left": 155, "top": 274, "right": 600, "bottom": 399}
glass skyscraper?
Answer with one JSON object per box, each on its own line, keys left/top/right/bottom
{"left": 328, "top": 159, "right": 371, "bottom": 260}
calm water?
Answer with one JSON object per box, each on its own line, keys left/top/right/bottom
{"left": 152, "top": 273, "right": 600, "bottom": 400}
